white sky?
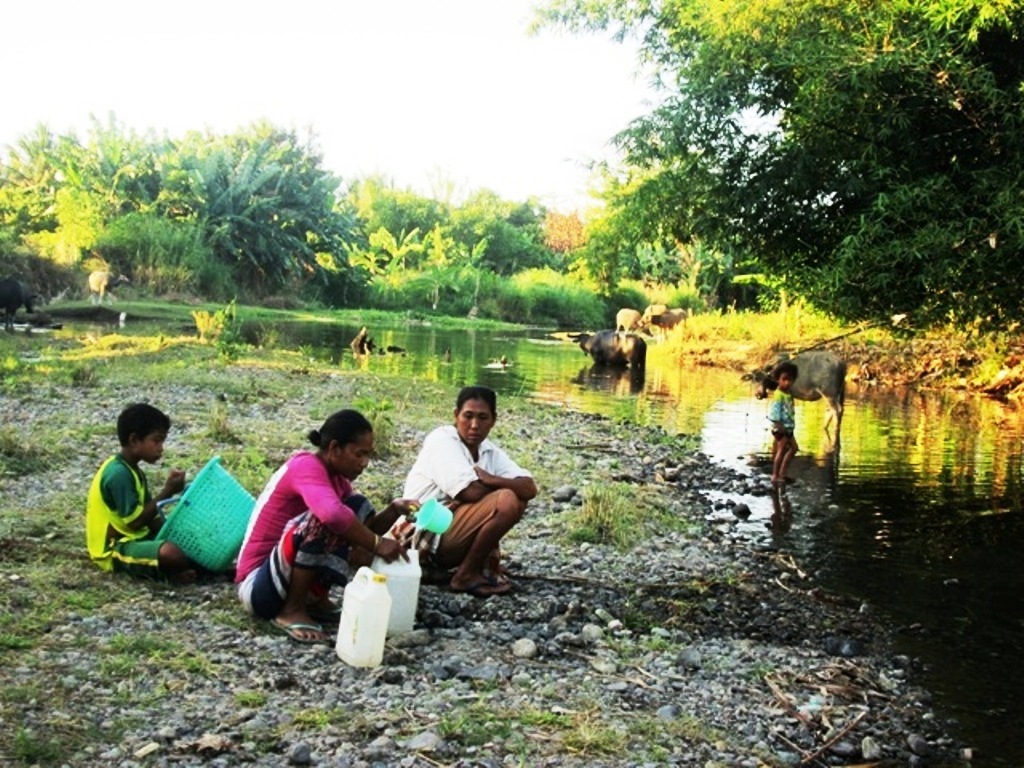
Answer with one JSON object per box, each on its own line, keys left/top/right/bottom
{"left": 1, "top": 0, "right": 655, "bottom": 212}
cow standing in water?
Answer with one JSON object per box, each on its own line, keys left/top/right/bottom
{"left": 88, "top": 271, "right": 130, "bottom": 305}
{"left": 574, "top": 330, "right": 647, "bottom": 369}
{"left": 754, "top": 350, "right": 847, "bottom": 432}
{"left": 0, "top": 277, "right": 37, "bottom": 331}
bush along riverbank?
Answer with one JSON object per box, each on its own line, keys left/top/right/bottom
{"left": 0, "top": 342, "right": 967, "bottom": 767}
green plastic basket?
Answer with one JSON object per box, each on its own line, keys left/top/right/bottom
{"left": 159, "top": 456, "right": 255, "bottom": 572}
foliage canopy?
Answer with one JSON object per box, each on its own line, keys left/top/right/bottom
{"left": 538, "top": 0, "right": 1024, "bottom": 328}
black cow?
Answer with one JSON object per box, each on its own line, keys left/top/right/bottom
{"left": 574, "top": 330, "right": 647, "bottom": 368}
{"left": 0, "top": 277, "right": 36, "bottom": 331}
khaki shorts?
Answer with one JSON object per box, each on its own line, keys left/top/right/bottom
{"left": 433, "top": 492, "right": 505, "bottom": 569}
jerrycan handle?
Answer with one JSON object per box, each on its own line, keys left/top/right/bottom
{"left": 352, "top": 566, "right": 377, "bottom": 585}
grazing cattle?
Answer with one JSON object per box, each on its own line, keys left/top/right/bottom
{"left": 639, "top": 303, "right": 668, "bottom": 327}
{"left": 639, "top": 304, "right": 686, "bottom": 337}
{"left": 649, "top": 308, "right": 686, "bottom": 335}
{"left": 574, "top": 330, "right": 646, "bottom": 368}
{"left": 88, "top": 270, "right": 130, "bottom": 305}
{"left": 754, "top": 350, "right": 847, "bottom": 432}
{"left": 0, "top": 277, "right": 36, "bottom": 331}
{"left": 615, "top": 307, "right": 643, "bottom": 332}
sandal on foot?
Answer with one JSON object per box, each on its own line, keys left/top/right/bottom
{"left": 450, "top": 578, "right": 512, "bottom": 599}
{"left": 309, "top": 605, "right": 342, "bottom": 625}
{"left": 272, "top": 619, "right": 329, "bottom": 645}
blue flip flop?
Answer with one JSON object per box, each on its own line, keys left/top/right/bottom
{"left": 309, "top": 604, "right": 343, "bottom": 625}
{"left": 272, "top": 619, "right": 328, "bottom": 645}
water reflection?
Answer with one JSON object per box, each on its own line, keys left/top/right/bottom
{"left": 768, "top": 486, "right": 793, "bottom": 534}
{"left": 571, "top": 364, "right": 645, "bottom": 395}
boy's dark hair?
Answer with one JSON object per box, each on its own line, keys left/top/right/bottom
{"left": 770, "top": 360, "right": 799, "bottom": 381}
{"left": 308, "top": 409, "right": 373, "bottom": 449}
{"left": 117, "top": 403, "right": 171, "bottom": 445}
{"left": 455, "top": 385, "right": 498, "bottom": 415}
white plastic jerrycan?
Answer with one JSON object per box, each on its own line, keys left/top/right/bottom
{"left": 336, "top": 567, "right": 391, "bottom": 667}
{"left": 372, "top": 549, "right": 421, "bottom": 636}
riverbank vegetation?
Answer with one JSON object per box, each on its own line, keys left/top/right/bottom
{"left": 9, "top": 294, "right": 1024, "bottom": 398}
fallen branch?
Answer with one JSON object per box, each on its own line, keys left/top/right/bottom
{"left": 765, "top": 675, "right": 815, "bottom": 728}
{"left": 800, "top": 710, "right": 867, "bottom": 765}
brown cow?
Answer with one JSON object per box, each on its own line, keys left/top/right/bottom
{"left": 640, "top": 304, "right": 686, "bottom": 338}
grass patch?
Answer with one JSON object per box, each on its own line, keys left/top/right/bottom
{"left": 235, "top": 690, "right": 268, "bottom": 708}
{"left": 13, "top": 728, "right": 65, "bottom": 765}
{"left": 562, "top": 709, "right": 629, "bottom": 756}
{"left": 566, "top": 484, "right": 636, "bottom": 547}
{"left": 290, "top": 708, "right": 337, "bottom": 730}
{"left": 353, "top": 395, "right": 398, "bottom": 458}
{"left": 0, "top": 426, "right": 54, "bottom": 476}
{"left": 566, "top": 483, "right": 675, "bottom": 548}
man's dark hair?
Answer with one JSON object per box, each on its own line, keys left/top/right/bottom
{"left": 117, "top": 403, "right": 171, "bottom": 445}
{"left": 455, "top": 385, "right": 498, "bottom": 415}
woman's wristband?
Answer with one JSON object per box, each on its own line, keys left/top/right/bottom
{"left": 372, "top": 534, "right": 381, "bottom": 554}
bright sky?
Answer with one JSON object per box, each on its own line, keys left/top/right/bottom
{"left": 2, "top": 0, "right": 655, "bottom": 212}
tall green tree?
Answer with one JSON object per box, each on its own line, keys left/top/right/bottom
{"left": 0, "top": 125, "right": 65, "bottom": 239}
{"left": 450, "top": 191, "right": 554, "bottom": 275}
{"left": 169, "top": 122, "right": 358, "bottom": 294}
{"left": 539, "top": 0, "right": 1024, "bottom": 328}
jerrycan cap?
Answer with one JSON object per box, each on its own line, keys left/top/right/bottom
{"left": 370, "top": 572, "right": 387, "bottom": 584}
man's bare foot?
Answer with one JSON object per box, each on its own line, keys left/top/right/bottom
{"left": 449, "top": 575, "right": 513, "bottom": 598}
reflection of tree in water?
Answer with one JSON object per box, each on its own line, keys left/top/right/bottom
{"left": 572, "top": 364, "right": 645, "bottom": 395}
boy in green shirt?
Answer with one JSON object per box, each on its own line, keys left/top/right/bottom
{"left": 85, "top": 403, "right": 197, "bottom": 583}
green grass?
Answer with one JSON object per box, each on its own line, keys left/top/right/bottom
{"left": 0, "top": 426, "right": 55, "bottom": 475}
{"left": 565, "top": 483, "right": 693, "bottom": 548}
{"left": 566, "top": 484, "right": 637, "bottom": 548}
{"left": 235, "top": 690, "right": 268, "bottom": 708}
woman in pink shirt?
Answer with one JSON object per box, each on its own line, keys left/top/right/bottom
{"left": 236, "top": 409, "right": 413, "bottom": 644}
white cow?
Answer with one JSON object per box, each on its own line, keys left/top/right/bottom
{"left": 88, "top": 271, "right": 130, "bottom": 305}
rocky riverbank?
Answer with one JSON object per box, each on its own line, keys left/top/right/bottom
{"left": 0, "top": 361, "right": 967, "bottom": 767}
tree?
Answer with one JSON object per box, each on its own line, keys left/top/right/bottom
{"left": 543, "top": 210, "right": 586, "bottom": 254}
{"left": 450, "top": 191, "right": 554, "bottom": 274}
{"left": 170, "top": 122, "right": 358, "bottom": 294}
{"left": 538, "top": 0, "right": 1024, "bottom": 328}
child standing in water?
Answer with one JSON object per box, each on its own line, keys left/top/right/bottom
{"left": 767, "top": 360, "right": 799, "bottom": 487}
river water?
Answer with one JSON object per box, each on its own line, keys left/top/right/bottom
{"left": 91, "top": 316, "right": 1024, "bottom": 764}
